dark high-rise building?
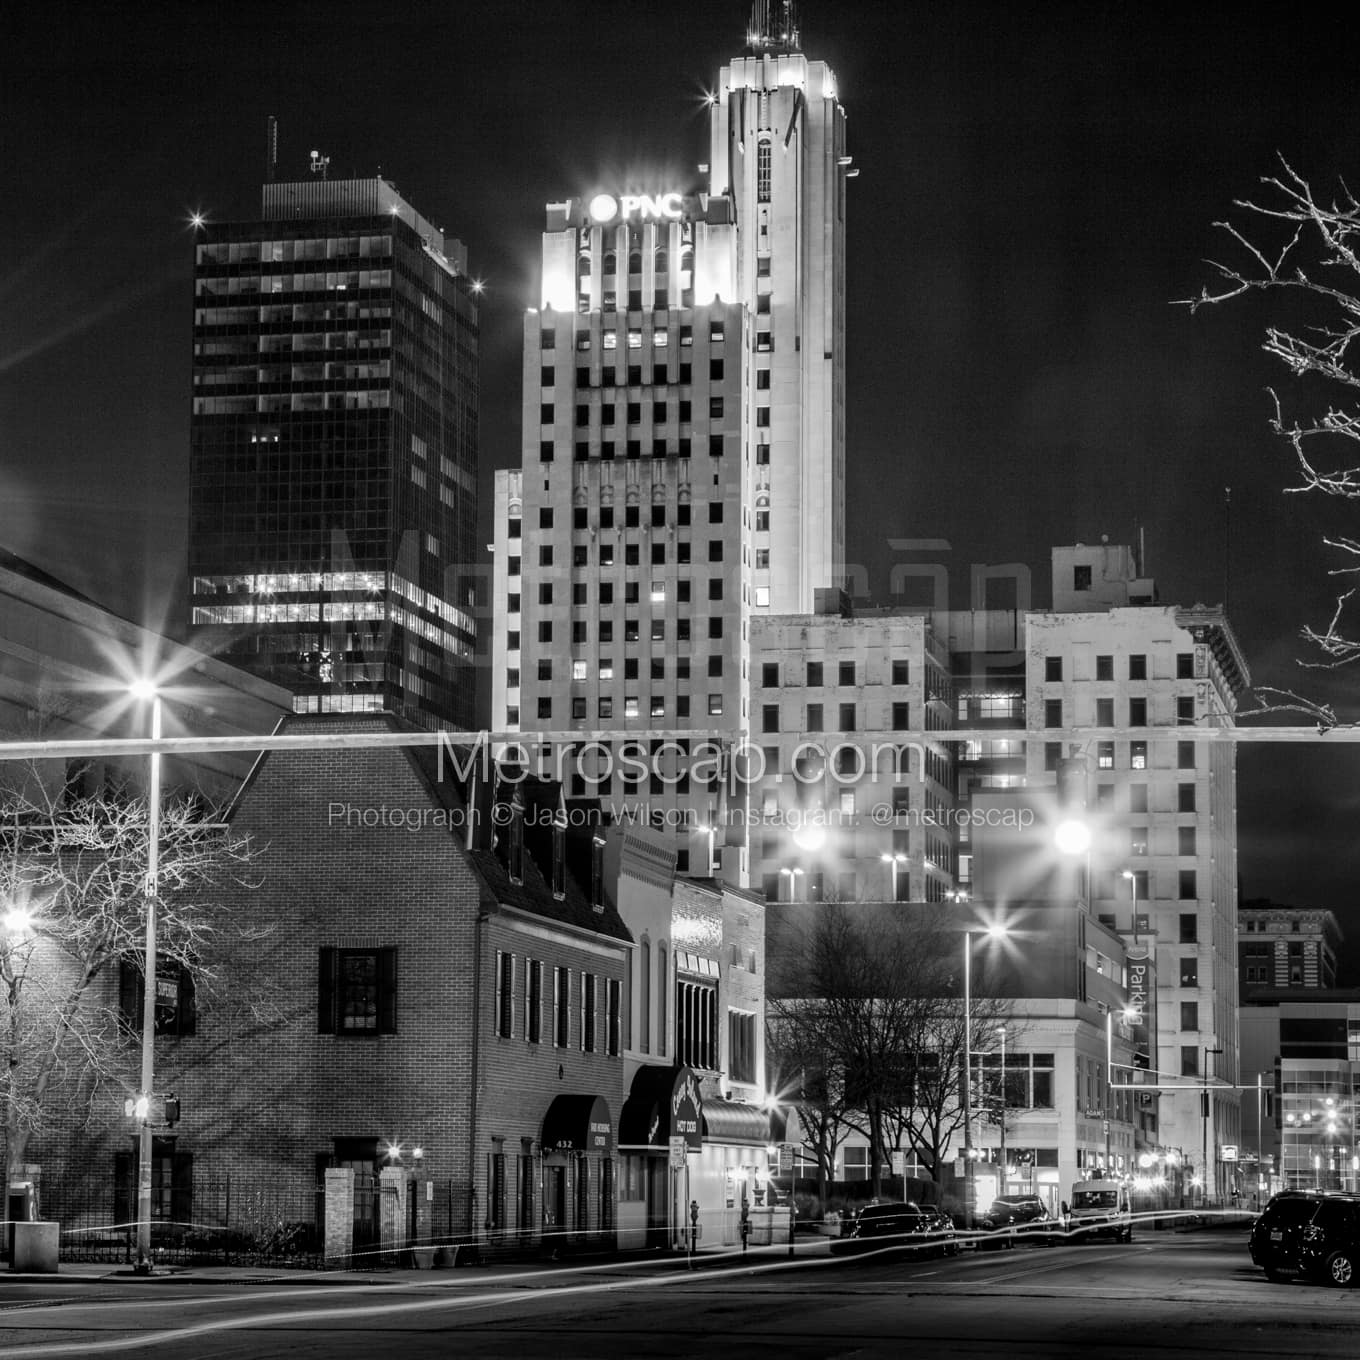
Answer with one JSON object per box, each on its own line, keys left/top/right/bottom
{"left": 188, "top": 172, "right": 480, "bottom": 728}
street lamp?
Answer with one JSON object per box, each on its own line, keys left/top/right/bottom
{"left": 778, "top": 867, "right": 804, "bottom": 902}
{"left": 962, "top": 923, "right": 1008, "bottom": 1231}
{"left": 129, "top": 679, "right": 162, "bottom": 1274}
{"left": 997, "top": 1024, "right": 1007, "bottom": 1190}
{"left": 879, "top": 852, "right": 907, "bottom": 902}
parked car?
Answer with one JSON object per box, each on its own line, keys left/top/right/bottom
{"left": 1249, "top": 1190, "right": 1360, "bottom": 1285}
{"left": 1068, "top": 1179, "right": 1133, "bottom": 1242}
{"left": 830, "top": 1201, "right": 956, "bottom": 1259}
{"left": 977, "top": 1195, "right": 1057, "bottom": 1246}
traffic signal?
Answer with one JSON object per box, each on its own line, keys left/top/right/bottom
{"left": 164, "top": 1094, "right": 181, "bottom": 1126}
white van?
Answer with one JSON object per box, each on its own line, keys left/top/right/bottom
{"left": 1068, "top": 1179, "right": 1132, "bottom": 1242}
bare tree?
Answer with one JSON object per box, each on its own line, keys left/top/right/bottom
{"left": 765, "top": 1016, "right": 850, "bottom": 1208}
{"left": 0, "top": 765, "right": 270, "bottom": 1187}
{"left": 768, "top": 903, "right": 1007, "bottom": 1199}
{"left": 1182, "top": 158, "right": 1360, "bottom": 674}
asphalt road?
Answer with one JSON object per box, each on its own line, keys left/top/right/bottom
{"left": 0, "top": 1231, "right": 1355, "bottom": 1359}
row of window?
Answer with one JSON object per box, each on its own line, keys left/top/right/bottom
{"left": 1044, "top": 697, "right": 1196, "bottom": 727}
{"left": 541, "top": 436, "right": 730, "bottom": 461}
{"left": 513, "top": 693, "right": 727, "bottom": 724}
{"left": 762, "top": 702, "right": 911, "bottom": 734}
{"left": 507, "top": 614, "right": 727, "bottom": 649}
{"left": 494, "top": 953, "right": 621, "bottom": 1056}
{"left": 544, "top": 320, "right": 725, "bottom": 350}
{"left": 760, "top": 659, "right": 911, "bottom": 689}
{"left": 504, "top": 540, "right": 730, "bottom": 573}
{"left": 1044, "top": 652, "right": 1198, "bottom": 682}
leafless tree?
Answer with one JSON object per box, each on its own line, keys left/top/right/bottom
{"left": 1182, "top": 157, "right": 1360, "bottom": 675}
{"left": 768, "top": 902, "right": 1011, "bottom": 1199}
{"left": 0, "top": 764, "right": 272, "bottom": 1187}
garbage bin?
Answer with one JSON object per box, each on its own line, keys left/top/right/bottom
{"left": 5, "top": 1183, "right": 38, "bottom": 1260}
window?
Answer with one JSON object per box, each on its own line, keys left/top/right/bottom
{"left": 806, "top": 702, "right": 823, "bottom": 732}
{"left": 1096, "top": 655, "right": 1113, "bottom": 681}
{"left": 1177, "top": 696, "right": 1195, "bottom": 725}
{"left": 1096, "top": 698, "right": 1114, "bottom": 727}
{"left": 525, "top": 960, "right": 542, "bottom": 1043}
{"left": 1130, "top": 740, "right": 1147, "bottom": 770}
{"left": 839, "top": 661, "right": 856, "bottom": 686}
{"left": 762, "top": 703, "right": 780, "bottom": 733}
{"left": 806, "top": 662, "right": 823, "bottom": 687}
{"left": 1074, "top": 565, "right": 1092, "bottom": 591}
{"left": 1045, "top": 657, "right": 1062, "bottom": 681}
{"left": 1181, "top": 1046, "right": 1199, "bottom": 1077}
{"left": 1129, "top": 654, "right": 1147, "bottom": 680}
{"left": 1179, "top": 914, "right": 1197, "bottom": 944}
{"left": 318, "top": 948, "right": 397, "bottom": 1035}
{"left": 1044, "top": 699, "right": 1062, "bottom": 729}
{"left": 1178, "top": 826, "right": 1196, "bottom": 856}
{"left": 496, "top": 952, "right": 515, "bottom": 1037}
{"left": 892, "top": 702, "right": 910, "bottom": 730}
{"left": 1179, "top": 869, "right": 1197, "bottom": 899}
{"left": 581, "top": 973, "right": 597, "bottom": 1053}
{"left": 1097, "top": 741, "right": 1114, "bottom": 769}
{"left": 657, "top": 942, "right": 668, "bottom": 1057}
{"left": 1178, "top": 740, "right": 1195, "bottom": 770}
{"left": 1129, "top": 697, "right": 1147, "bottom": 726}
{"left": 1178, "top": 783, "right": 1196, "bottom": 812}
{"left": 554, "top": 966, "right": 570, "bottom": 1047}
{"left": 839, "top": 702, "right": 856, "bottom": 731}
{"left": 762, "top": 662, "right": 779, "bottom": 686}
{"left": 729, "top": 1011, "right": 757, "bottom": 1084}
{"left": 1044, "top": 742, "right": 1061, "bottom": 772}
{"left": 119, "top": 959, "right": 196, "bottom": 1037}
{"left": 607, "top": 978, "right": 621, "bottom": 1057}
{"left": 1181, "top": 1001, "right": 1198, "bottom": 1031}
{"left": 1177, "top": 652, "right": 1195, "bottom": 679}
{"left": 892, "top": 660, "right": 910, "bottom": 684}
{"left": 1129, "top": 782, "right": 1148, "bottom": 813}
{"left": 1180, "top": 957, "right": 1198, "bottom": 986}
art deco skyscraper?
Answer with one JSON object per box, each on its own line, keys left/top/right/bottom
{"left": 490, "top": 4, "right": 853, "bottom": 876}
{"left": 188, "top": 168, "right": 480, "bottom": 729}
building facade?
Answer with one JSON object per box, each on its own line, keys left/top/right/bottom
{"left": 490, "top": 9, "right": 853, "bottom": 878}
{"left": 1239, "top": 903, "right": 1341, "bottom": 994}
{"left": 188, "top": 173, "right": 480, "bottom": 728}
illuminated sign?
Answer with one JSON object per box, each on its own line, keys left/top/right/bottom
{"left": 588, "top": 192, "right": 685, "bottom": 225}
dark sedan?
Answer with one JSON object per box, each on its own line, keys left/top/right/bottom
{"left": 975, "top": 1195, "right": 1057, "bottom": 1247}
{"left": 830, "top": 1201, "right": 957, "bottom": 1259}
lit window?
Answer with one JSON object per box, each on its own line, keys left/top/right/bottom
{"left": 572, "top": 661, "right": 588, "bottom": 681}
{"left": 755, "top": 586, "right": 770, "bottom": 607}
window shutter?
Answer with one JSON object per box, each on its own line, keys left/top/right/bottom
{"left": 118, "top": 957, "right": 142, "bottom": 1031}
{"left": 178, "top": 968, "right": 197, "bottom": 1037}
{"left": 318, "top": 948, "right": 336, "bottom": 1034}
{"left": 378, "top": 947, "right": 398, "bottom": 1034}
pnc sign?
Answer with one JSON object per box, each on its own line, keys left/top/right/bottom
{"left": 588, "top": 191, "right": 685, "bottom": 225}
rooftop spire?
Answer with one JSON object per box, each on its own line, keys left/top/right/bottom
{"left": 747, "top": 0, "right": 800, "bottom": 54}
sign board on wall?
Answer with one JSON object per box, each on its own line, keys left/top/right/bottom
{"left": 669, "top": 1136, "right": 688, "bottom": 1170}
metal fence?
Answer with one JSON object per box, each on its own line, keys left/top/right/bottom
{"left": 55, "top": 1173, "right": 324, "bottom": 1269}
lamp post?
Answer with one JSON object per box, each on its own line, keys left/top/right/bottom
{"left": 879, "top": 852, "right": 907, "bottom": 902}
{"left": 779, "top": 867, "right": 804, "bottom": 902}
{"left": 997, "top": 1024, "right": 1007, "bottom": 1193}
{"left": 962, "top": 924, "right": 1007, "bottom": 1231}
{"left": 129, "top": 679, "right": 162, "bottom": 1274}
{"left": 1202, "top": 1044, "right": 1223, "bottom": 1207}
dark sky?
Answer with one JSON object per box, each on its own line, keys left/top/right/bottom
{"left": 3, "top": 2, "right": 1358, "bottom": 964}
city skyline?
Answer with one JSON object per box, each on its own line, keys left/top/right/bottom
{"left": 4, "top": 2, "right": 1360, "bottom": 955}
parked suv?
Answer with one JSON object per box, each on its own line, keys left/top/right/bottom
{"left": 978, "top": 1195, "right": 1056, "bottom": 1246}
{"left": 1250, "top": 1190, "right": 1360, "bottom": 1285}
{"left": 831, "top": 1201, "right": 956, "bottom": 1259}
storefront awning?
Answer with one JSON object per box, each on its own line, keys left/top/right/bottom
{"left": 542, "top": 1093, "right": 614, "bottom": 1155}
{"left": 700, "top": 1098, "right": 771, "bottom": 1147}
{"left": 619, "top": 1065, "right": 702, "bottom": 1150}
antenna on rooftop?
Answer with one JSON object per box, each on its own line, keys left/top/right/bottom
{"left": 266, "top": 116, "right": 278, "bottom": 182}
{"left": 309, "top": 149, "right": 330, "bottom": 180}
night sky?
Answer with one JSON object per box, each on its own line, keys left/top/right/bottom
{"left": 3, "top": 2, "right": 1358, "bottom": 966}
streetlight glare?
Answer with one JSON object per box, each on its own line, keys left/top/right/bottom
{"left": 3, "top": 906, "right": 34, "bottom": 934}
{"left": 129, "top": 679, "right": 159, "bottom": 701}
{"left": 1054, "top": 819, "right": 1091, "bottom": 855}
{"left": 792, "top": 823, "right": 826, "bottom": 852}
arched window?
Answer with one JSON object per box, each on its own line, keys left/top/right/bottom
{"left": 654, "top": 249, "right": 669, "bottom": 273}
{"left": 657, "top": 941, "right": 668, "bottom": 1058}
{"left": 627, "top": 251, "right": 642, "bottom": 276}
{"left": 603, "top": 252, "right": 617, "bottom": 276}
{"left": 639, "top": 936, "right": 651, "bottom": 1054}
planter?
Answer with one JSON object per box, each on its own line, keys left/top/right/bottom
{"left": 410, "top": 1247, "right": 436, "bottom": 1269}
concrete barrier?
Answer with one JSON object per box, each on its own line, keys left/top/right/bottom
{"left": 11, "top": 1222, "right": 59, "bottom": 1273}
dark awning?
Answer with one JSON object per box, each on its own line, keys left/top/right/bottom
{"left": 542, "top": 1094, "right": 614, "bottom": 1155}
{"left": 618, "top": 1065, "right": 703, "bottom": 1150}
{"left": 700, "top": 1098, "right": 772, "bottom": 1146}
